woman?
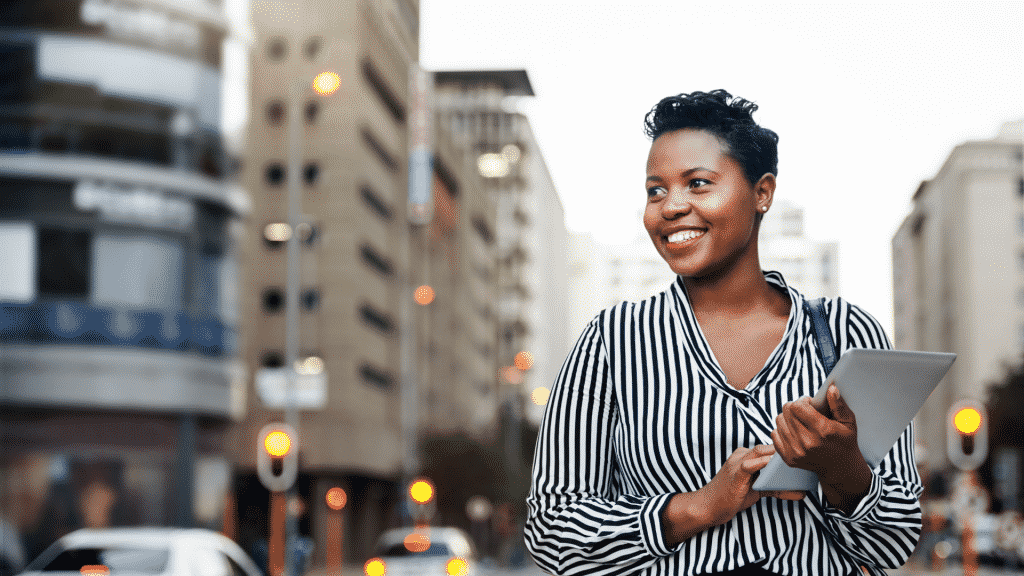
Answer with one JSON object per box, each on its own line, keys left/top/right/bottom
{"left": 524, "top": 90, "right": 922, "bottom": 576}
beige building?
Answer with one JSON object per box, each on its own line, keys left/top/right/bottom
{"left": 432, "top": 70, "right": 571, "bottom": 433}
{"left": 892, "top": 120, "right": 1024, "bottom": 473}
{"left": 231, "top": 0, "right": 502, "bottom": 562}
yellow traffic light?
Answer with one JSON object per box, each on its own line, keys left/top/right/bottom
{"left": 954, "top": 407, "right": 982, "bottom": 434}
{"left": 264, "top": 430, "right": 292, "bottom": 458}
{"left": 312, "top": 71, "right": 341, "bottom": 96}
{"left": 363, "top": 558, "right": 386, "bottom": 576}
{"left": 409, "top": 479, "right": 434, "bottom": 504}
{"left": 445, "top": 558, "right": 469, "bottom": 576}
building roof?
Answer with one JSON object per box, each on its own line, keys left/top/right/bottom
{"left": 432, "top": 69, "right": 535, "bottom": 96}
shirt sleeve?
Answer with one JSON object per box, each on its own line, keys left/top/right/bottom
{"left": 811, "top": 300, "right": 924, "bottom": 571}
{"left": 524, "top": 313, "right": 680, "bottom": 575}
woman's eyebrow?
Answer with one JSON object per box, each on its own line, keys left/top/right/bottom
{"left": 646, "top": 167, "right": 719, "bottom": 182}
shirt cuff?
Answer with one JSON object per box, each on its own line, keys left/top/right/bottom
{"left": 638, "top": 493, "right": 680, "bottom": 557}
{"left": 819, "top": 472, "right": 883, "bottom": 522}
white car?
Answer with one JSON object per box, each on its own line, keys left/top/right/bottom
{"left": 20, "top": 528, "right": 262, "bottom": 576}
{"left": 365, "top": 527, "right": 477, "bottom": 576}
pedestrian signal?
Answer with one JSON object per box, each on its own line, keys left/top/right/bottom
{"left": 257, "top": 423, "right": 299, "bottom": 492}
{"left": 948, "top": 400, "right": 988, "bottom": 471}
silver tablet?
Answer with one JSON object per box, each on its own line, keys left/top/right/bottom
{"left": 751, "top": 348, "right": 956, "bottom": 492}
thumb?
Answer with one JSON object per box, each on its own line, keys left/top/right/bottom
{"left": 827, "top": 382, "right": 855, "bottom": 425}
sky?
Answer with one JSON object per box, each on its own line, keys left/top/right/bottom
{"left": 418, "top": 1, "right": 1024, "bottom": 338}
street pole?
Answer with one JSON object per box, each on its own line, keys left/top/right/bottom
{"left": 283, "top": 81, "right": 304, "bottom": 576}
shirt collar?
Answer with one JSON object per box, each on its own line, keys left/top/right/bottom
{"left": 666, "top": 270, "right": 805, "bottom": 392}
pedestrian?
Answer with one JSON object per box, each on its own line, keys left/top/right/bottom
{"left": 524, "top": 90, "right": 922, "bottom": 575}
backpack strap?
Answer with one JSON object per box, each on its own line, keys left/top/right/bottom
{"left": 802, "top": 297, "right": 839, "bottom": 374}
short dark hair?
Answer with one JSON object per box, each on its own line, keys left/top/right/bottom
{"left": 643, "top": 89, "right": 779, "bottom": 186}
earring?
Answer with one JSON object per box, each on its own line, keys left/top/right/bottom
{"left": 761, "top": 206, "right": 768, "bottom": 212}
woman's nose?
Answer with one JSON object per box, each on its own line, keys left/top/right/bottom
{"left": 662, "top": 189, "right": 691, "bottom": 217}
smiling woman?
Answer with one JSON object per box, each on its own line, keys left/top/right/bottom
{"left": 524, "top": 90, "right": 922, "bottom": 576}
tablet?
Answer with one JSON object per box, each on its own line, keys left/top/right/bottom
{"left": 751, "top": 348, "right": 956, "bottom": 492}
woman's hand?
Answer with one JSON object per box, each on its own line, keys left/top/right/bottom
{"left": 771, "top": 382, "right": 873, "bottom": 513}
{"left": 662, "top": 445, "right": 804, "bottom": 546}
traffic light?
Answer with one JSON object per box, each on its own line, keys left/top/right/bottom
{"left": 947, "top": 400, "right": 988, "bottom": 471}
{"left": 257, "top": 423, "right": 298, "bottom": 492}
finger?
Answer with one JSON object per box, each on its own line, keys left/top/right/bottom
{"left": 788, "top": 398, "right": 831, "bottom": 437}
{"left": 775, "top": 410, "right": 804, "bottom": 460}
{"left": 761, "top": 490, "right": 806, "bottom": 501}
{"left": 741, "top": 454, "right": 773, "bottom": 474}
{"left": 747, "top": 444, "right": 776, "bottom": 458}
{"left": 827, "top": 382, "right": 856, "bottom": 425}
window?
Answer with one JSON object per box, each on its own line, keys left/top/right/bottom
{"left": 304, "top": 101, "right": 319, "bottom": 124}
{"left": 39, "top": 548, "right": 169, "bottom": 573}
{"left": 303, "top": 162, "right": 320, "bottom": 186}
{"left": 301, "top": 288, "right": 320, "bottom": 311}
{"left": 360, "top": 364, "right": 394, "bottom": 389}
{"left": 359, "top": 303, "right": 394, "bottom": 334}
{"left": 360, "top": 244, "right": 394, "bottom": 277}
{"left": 267, "top": 37, "right": 287, "bottom": 60}
{"left": 0, "top": 222, "right": 35, "bottom": 302}
{"left": 37, "top": 228, "right": 91, "bottom": 299}
{"left": 265, "top": 163, "right": 285, "bottom": 186}
{"left": 360, "top": 128, "right": 399, "bottom": 173}
{"left": 303, "top": 36, "right": 323, "bottom": 60}
{"left": 361, "top": 59, "right": 406, "bottom": 123}
{"left": 266, "top": 100, "right": 284, "bottom": 125}
{"left": 361, "top": 186, "right": 393, "bottom": 221}
{"left": 262, "top": 287, "right": 283, "bottom": 313}
{"left": 261, "top": 351, "right": 284, "bottom": 368}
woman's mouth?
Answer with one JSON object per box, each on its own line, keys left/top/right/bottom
{"left": 665, "top": 229, "right": 706, "bottom": 246}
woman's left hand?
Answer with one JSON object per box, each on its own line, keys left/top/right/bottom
{"left": 771, "top": 382, "right": 873, "bottom": 513}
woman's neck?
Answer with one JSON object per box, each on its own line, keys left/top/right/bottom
{"left": 683, "top": 258, "right": 787, "bottom": 320}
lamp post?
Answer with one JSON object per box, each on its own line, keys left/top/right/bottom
{"left": 282, "top": 70, "right": 339, "bottom": 576}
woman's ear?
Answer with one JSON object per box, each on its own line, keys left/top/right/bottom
{"left": 755, "top": 173, "right": 777, "bottom": 211}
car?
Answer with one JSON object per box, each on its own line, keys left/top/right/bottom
{"left": 365, "top": 526, "right": 476, "bottom": 576}
{"left": 19, "top": 528, "right": 262, "bottom": 576}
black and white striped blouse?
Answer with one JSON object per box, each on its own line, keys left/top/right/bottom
{"left": 525, "top": 271, "right": 922, "bottom": 576}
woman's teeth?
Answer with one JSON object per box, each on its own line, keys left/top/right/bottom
{"left": 667, "top": 230, "right": 705, "bottom": 243}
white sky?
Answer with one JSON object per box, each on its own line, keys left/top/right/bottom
{"left": 419, "top": 1, "right": 1024, "bottom": 338}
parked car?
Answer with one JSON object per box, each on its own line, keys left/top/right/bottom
{"left": 365, "top": 527, "right": 476, "bottom": 576}
{"left": 19, "top": 528, "right": 262, "bottom": 576}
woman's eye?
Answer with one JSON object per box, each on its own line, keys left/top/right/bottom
{"left": 646, "top": 186, "right": 666, "bottom": 198}
{"left": 689, "top": 178, "right": 711, "bottom": 189}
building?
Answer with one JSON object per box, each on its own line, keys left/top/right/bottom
{"left": 432, "top": 70, "right": 571, "bottom": 431}
{"left": 0, "top": 0, "right": 245, "bottom": 562}
{"left": 758, "top": 198, "right": 840, "bottom": 300}
{"left": 231, "top": 0, "right": 506, "bottom": 563}
{"left": 892, "top": 120, "right": 1024, "bottom": 474}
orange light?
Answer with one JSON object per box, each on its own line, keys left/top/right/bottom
{"left": 514, "top": 351, "right": 535, "bottom": 370}
{"left": 363, "top": 558, "right": 386, "bottom": 576}
{"left": 409, "top": 479, "right": 434, "bottom": 504}
{"left": 80, "top": 566, "right": 109, "bottom": 576}
{"left": 446, "top": 557, "right": 470, "bottom": 576}
{"left": 403, "top": 532, "right": 430, "bottom": 552}
{"left": 264, "top": 430, "right": 292, "bottom": 457}
{"left": 414, "top": 285, "right": 435, "bottom": 305}
{"left": 312, "top": 71, "right": 341, "bottom": 96}
{"left": 531, "top": 386, "right": 550, "bottom": 406}
{"left": 955, "top": 407, "right": 982, "bottom": 434}
{"left": 501, "top": 366, "right": 522, "bottom": 385}
{"left": 326, "top": 487, "right": 347, "bottom": 510}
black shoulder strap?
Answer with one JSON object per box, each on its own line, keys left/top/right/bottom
{"left": 802, "top": 297, "right": 838, "bottom": 374}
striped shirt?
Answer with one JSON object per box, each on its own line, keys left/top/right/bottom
{"left": 525, "top": 271, "right": 922, "bottom": 576}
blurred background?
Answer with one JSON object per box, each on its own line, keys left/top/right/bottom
{"left": 0, "top": 1, "right": 1021, "bottom": 575}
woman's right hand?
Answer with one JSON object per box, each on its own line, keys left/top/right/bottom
{"left": 663, "top": 445, "right": 804, "bottom": 546}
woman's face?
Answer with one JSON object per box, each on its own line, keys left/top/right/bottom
{"left": 643, "top": 128, "right": 773, "bottom": 279}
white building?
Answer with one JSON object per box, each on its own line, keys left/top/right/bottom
{"left": 892, "top": 120, "right": 1024, "bottom": 473}
{"left": 759, "top": 199, "right": 840, "bottom": 299}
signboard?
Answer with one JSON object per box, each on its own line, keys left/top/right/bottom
{"left": 408, "top": 65, "right": 433, "bottom": 225}
{"left": 255, "top": 367, "right": 327, "bottom": 410}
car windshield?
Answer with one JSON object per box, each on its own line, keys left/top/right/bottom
{"left": 38, "top": 548, "right": 170, "bottom": 573}
{"left": 379, "top": 542, "right": 452, "bottom": 558}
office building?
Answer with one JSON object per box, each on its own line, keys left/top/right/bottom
{"left": 892, "top": 120, "right": 1024, "bottom": 473}
{"left": 759, "top": 199, "right": 840, "bottom": 299}
{"left": 0, "top": 0, "right": 244, "bottom": 561}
